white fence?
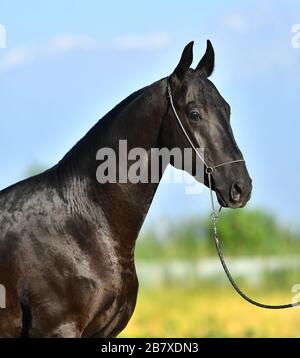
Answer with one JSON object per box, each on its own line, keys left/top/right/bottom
{"left": 136, "top": 256, "right": 300, "bottom": 287}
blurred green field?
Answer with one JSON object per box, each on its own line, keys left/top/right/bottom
{"left": 120, "top": 208, "right": 300, "bottom": 338}
{"left": 120, "top": 285, "right": 300, "bottom": 338}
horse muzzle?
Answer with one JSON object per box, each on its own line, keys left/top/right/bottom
{"left": 216, "top": 178, "right": 252, "bottom": 209}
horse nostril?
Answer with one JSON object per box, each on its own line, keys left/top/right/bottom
{"left": 230, "top": 181, "right": 243, "bottom": 203}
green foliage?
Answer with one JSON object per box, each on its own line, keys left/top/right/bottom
{"left": 210, "top": 208, "right": 298, "bottom": 256}
{"left": 24, "top": 161, "right": 48, "bottom": 178}
{"left": 136, "top": 209, "right": 300, "bottom": 259}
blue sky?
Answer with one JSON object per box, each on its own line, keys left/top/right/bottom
{"left": 1, "top": 0, "right": 300, "bottom": 227}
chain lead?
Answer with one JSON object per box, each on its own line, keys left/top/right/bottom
{"left": 207, "top": 163, "right": 300, "bottom": 309}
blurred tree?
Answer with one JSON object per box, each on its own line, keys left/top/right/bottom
{"left": 209, "top": 209, "right": 297, "bottom": 256}
{"left": 24, "top": 161, "right": 48, "bottom": 178}
{"left": 136, "top": 209, "right": 300, "bottom": 259}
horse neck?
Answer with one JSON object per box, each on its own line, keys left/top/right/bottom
{"left": 58, "top": 78, "right": 168, "bottom": 248}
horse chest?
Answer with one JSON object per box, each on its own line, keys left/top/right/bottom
{"left": 81, "top": 236, "right": 138, "bottom": 337}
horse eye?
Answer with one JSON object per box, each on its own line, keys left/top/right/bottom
{"left": 188, "top": 111, "right": 201, "bottom": 121}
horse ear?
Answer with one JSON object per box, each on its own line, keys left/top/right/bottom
{"left": 173, "top": 41, "right": 194, "bottom": 82}
{"left": 196, "top": 40, "right": 215, "bottom": 77}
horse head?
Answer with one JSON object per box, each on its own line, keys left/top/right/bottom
{"left": 160, "top": 41, "right": 252, "bottom": 208}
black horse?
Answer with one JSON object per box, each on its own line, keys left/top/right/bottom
{"left": 0, "top": 41, "right": 252, "bottom": 337}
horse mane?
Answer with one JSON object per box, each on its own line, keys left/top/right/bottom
{"left": 58, "top": 85, "right": 148, "bottom": 169}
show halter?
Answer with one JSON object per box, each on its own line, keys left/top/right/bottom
{"left": 167, "top": 78, "right": 300, "bottom": 309}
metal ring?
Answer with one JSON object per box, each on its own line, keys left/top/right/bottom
{"left": 211, "top": 212, "right": 219, "bottom": 221}
{"left": 205, "top": 167, "right": 213, "bottom": 175}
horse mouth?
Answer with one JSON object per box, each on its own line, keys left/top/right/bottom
{"left": 215, "top": 188, "right": 252, "bottom": 209}
{"left": 215, "top": 190, "right": 228, "bottom": 208}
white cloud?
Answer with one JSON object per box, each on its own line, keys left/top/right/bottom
{"left": 113, "top": 32, "right": 171, "bottom": 51}
{"left": 46, "top": 34, "right": 96, "bottom": 55}
{"left": 0, "top": 34, "right": 96, "bottom": 73}
{"left": 215, "top": 4, "right": 299, "bottom": 80}
{"left": 0, "top": 32, "right": 171, "bottom": 73}
{"left": 224, "top": 13, "right": 248, "bottom": 33}
{"left": 0, "top": 46, "right": 36, "bottom": 72}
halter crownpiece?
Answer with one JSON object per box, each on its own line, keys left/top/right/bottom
{"left": 167, "top": 77, "right": 300, "bottom": 309}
